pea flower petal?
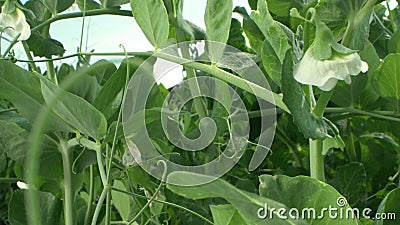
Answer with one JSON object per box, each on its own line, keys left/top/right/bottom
{"left": 294, "top": 45, "right": 369, "bottom": 91}
{"left": 0, "top": 7, "right": 31, "bottom": 40}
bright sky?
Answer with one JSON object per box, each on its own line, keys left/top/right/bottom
{"left": 8, "top": 0, "right": 250, "bottom": 87}
{"left": 3, "top": 0, "right": 399, "bottom": 88}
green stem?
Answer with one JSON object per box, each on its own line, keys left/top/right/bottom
{"left": 345, "top": 122, "right": 357, "bottom": 162}
{"left": 84, "top": 166, "right": 95, "bottom": 225}
{"left": 326, "top": 107, "right": 400, "bottom": 122}
{"left": 96, "top": 145, "right": 107, "bottom": 186}
{"left": 91, "top": 187, "right": 109, "bottom": 225}
{"left": 61, "top": 142, "right": 76, "bottom": 225}
{"left": 42, "top": 9, "right": 58, "bottom": 85}
{"left": 32, "top": 9, "right": 133, "bottom": 33}
{"left": 313, "top": 91, "right": 333, "bottom": 117}
{"left": 112, "top": 187, "right": 214, "bottom": 225}
{"left": 177, "top": 35, "right": 208, "bottom": 119}
{"left": 21, "top": 41, "right": 40, "bottom": 73}
{"left": 1, "top": 33, "right": 20, "bottom": 58}
{"left": 342, "top": 0, "right": 377, "bottom": 47}
{"left": 385, "top": 0, "right": 397, "bottom": 33}
{"left": 173, "top": 1, "right": 207, "bottom": 119}
{"left": 309, "top": 139, "right": 325, "bottom": 181}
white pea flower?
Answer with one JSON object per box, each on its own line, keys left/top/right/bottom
{"left": 0, "top": 6, "right": 31, "bottom": 40}
{"left": 293, "top": 9, "right": 369, "bottom": 91}
{"left": 294, "top": 46, "right": 369, "bottom": 91}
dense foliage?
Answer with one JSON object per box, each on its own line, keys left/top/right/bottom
{"left": 0, "top": 0, "right": 399, "bottom": 225}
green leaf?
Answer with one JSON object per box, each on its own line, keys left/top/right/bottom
{"left": 84, "top": 60, "right": 117, "bottom": 85}
{"left": 76, "top": 0, "right": 102, "bottom": 10}
{"left": 259, "top": 175, "right": 359, "bottom": 225}
{"left": 281, "top": 52, "right": 332, "bottom": 139}
{"left": 112, "top": 180, "right": 131, "bottom": 221}
{"left": 373, "top": 53, "right": 400, "bottom": 111}
{"left": 388, "top": 29, "right": 400, "bottom": 54}
{"left": 233, "top": 6, "right": 264, "bottom": 54}
{"left": 210, "top": 205, "right": 248, "bottom": 225}
{"left": 43, "top": 0, "right": 75, "bottom": 14}
{"left": 40, "top": 77, "right": 107, "bottom": 140}
{"left": 251, "top": 0, "right": 290, "bottom": 85}
{"left": 329, "top": 162, "right": 368, "bottom": 208}
{"left": 131, "top": 0, "right": 169, "bottom": 48}
{"left": 316, "top": 0, "right": 374, "bottom": 50}
{"left": 167, "top": 171, "right": 309, "bottom": 225}
{"left": 93, "top": 57, "right": 147, "bottom": 120}
{"left": 266, "top": 0, "right": 304, "bottom": 17}
{"left": 101, "top": 0, "right": 130, "bottom": 8}
{"left": 205, "top": 0, "right": 233, "bottom": 62}
{"left": 374, "top": 188, "right": 400, "bottom": 225}
{"left": 0, "top": 60, "right": 72, "bottom": 132}
{"left": 27, "top": 32, "right": 66, "bottom": 58}
{"left": 227, "top": 18, "right": 250, "bottom": 52}
{"left": 9, "top": 189, "right": 62, "bottom": 225}
{"left": 0, "top": 120, "right": 63, "bottom": 178}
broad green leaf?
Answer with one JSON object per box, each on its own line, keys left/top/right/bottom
{"left": 266, "top": 0, "right": 304, "bottom": 17}
{"left": 204, "top": 0, "right": 233, "bottom": 62}
{"left": 167, "top": 171, "right": 309, "bottom": 225}
{"left": 131, "top": 0, "right": 169, "bottom": 48}
{"left": 0, "top": 60, "right": 71, "bottom": 132}
{"left": 0, "top": 120, "right": 63, "bottom": 178}
{"left": 210, "top": 205, "right": 248, "bottom": 225}
{"left": 251, "top": 0, "right": 290, "bottom": 85}
{"left": 112, "top": 180, "right": 131, "bottom": 221}
{"left": 233, "top": 6, "right": 264, "bottom": 54}
{"left": 40, "top": 77, "right": 107, "bottom": 140}
{"left": 388, "top": 29, "right": 400, "bottom": 53}
{"left": 43, "top": 0, "right": 74, "bottom": 14}
{"left": 24, "top": 0, "right": 47, "bottom": 24}
{"left": 331, "top": 42, "right": 380, "bottom": 107}
{"left": 281, "top": 52, "right": 333, "bottom": 139}
{"left": 65, "top": 74, "right": 100, "bottom": 104}
{"left": 373, "top": 53, "right": 400, "bottom": 111}
{"left": 227, "top": 18, "right": 250, "bottom": 52}
{"left": 0, "top": 105, "right": 30, "bottom": 130}
{"left": 316, "top": 0, "right": 375, "bottom": 50}
{"left": 329, "top": 163, "right": 368, "bottom": 208}
{"left": 101, "top": 0, "right": 130, "bottom": 8}
{"left": 76, "top": 0, "right": 102, "bottom": 10}
{"left": 27, "top": 32, "right": 66, "bottom": 58}
{"left": 259, "top": 175, "right": 359, "bottom": 225}
{"left": 9, "top": 189, "right": 62, "bottom": 225}
{"left": 374, "top": 188, "right": 400, "bottom": 225}
{"left": 84, "top": 60, "right": 117, "bottom": 85}
{"left": 93, "top": 57, "right": 147, "bottom": 119}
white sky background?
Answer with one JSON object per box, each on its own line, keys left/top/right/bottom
{"left": 4, "top": 0, "right": 399, "bottom": 88}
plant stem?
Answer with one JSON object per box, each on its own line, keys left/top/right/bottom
{"left": 313, "top": 91, "right": 333, "bottom": 117}
{"left": 84, "top": 166, "right": 95, "bottom": 225}
{"left": 32, "top": 9, "right": 133, "bottom": 33}
{"left": 91, "top": 187, "right": 109, "bottom": 225}
{"left": 309, "top": 139, "right": 325, "bottom": 181}
{"left": 171, "top": 0, "right": 207, "bottom": 119}
{"left": 21, "top": 41, "right": 40, "bottom": 73}
{"left": 175, "top": 30, "right": 208, "bottom": 119}
{"left": 61, "top": 142, "right": 76, "bottom": 225}
{"left": 112, "top": 187, "right": 214, "bottom": 225}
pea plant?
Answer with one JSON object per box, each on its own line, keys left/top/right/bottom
{"left": 0, "top": 0, "right": 400, "bottom": 224}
